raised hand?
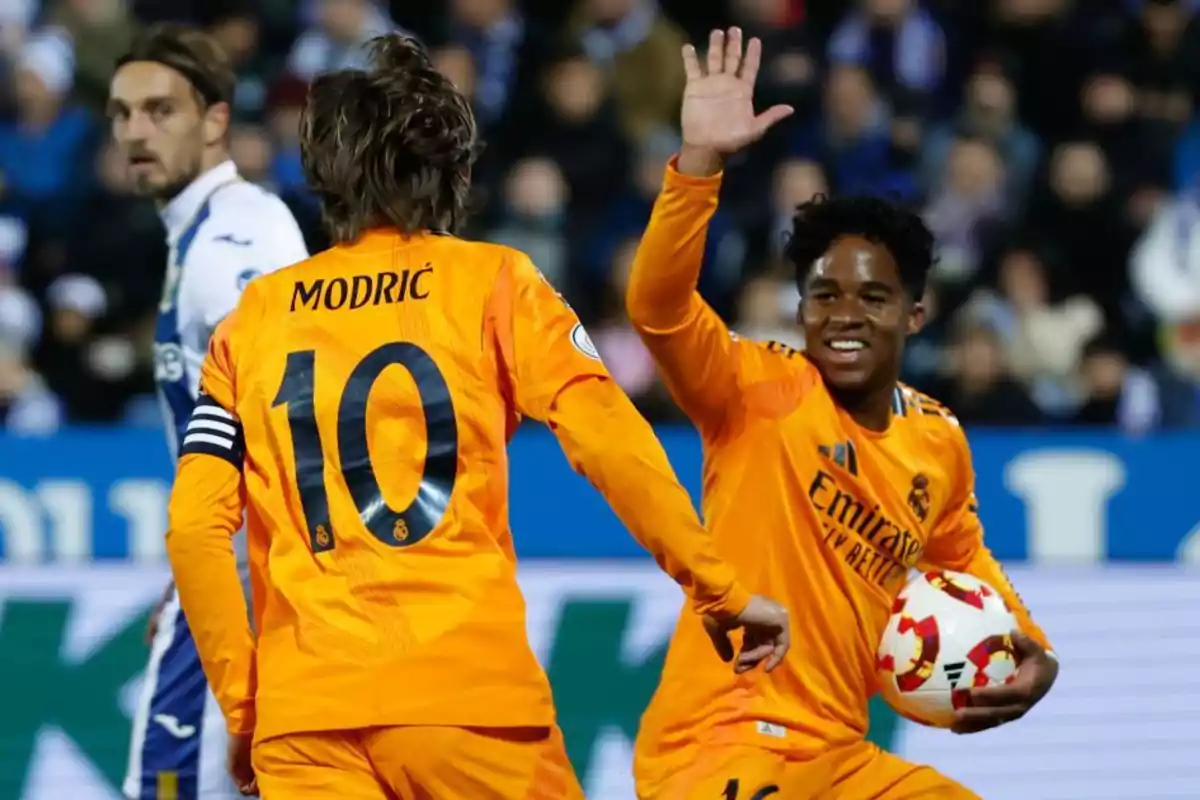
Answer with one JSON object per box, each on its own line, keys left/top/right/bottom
{"left": 679, "top": 27, "right": 794, "bottom": 165}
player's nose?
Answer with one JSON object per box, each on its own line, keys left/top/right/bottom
{"left": 825, "top": 309, "right": 868, "bottom": 330}
{"left": 124, "top": 110, "right": 158, "bottom": 141}
{"left": 824, "top": 296, "right": 868, "bottom": 325}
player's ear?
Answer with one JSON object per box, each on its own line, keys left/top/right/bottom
{"left": 203, "top": 100, "right": 231, "bottom": 147}
{"left": 906, "top": 299, "right": 926, "bottom": 335}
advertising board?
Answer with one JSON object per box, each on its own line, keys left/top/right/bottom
{"left": 1, "top": 428, "right": 1198, "bottom": 564}
{"left": 0, "top": 565, "right": 1196, "bottom": 799}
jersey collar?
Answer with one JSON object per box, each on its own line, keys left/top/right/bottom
{"left": 159, "top": 160, "right": 240, "bottom": 243}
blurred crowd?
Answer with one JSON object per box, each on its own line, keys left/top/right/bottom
{"left": 2, "top": 0, "right": 1200, "bottom": 435}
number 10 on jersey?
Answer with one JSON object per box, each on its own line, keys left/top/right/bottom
{"left": 271, "top": 342, "right": 459, "bottom": 553}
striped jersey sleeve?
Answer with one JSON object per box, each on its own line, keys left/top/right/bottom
{"left": 179, "top": 394, "right": 244, "bottom": 467}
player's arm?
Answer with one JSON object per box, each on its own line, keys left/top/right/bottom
{"left": 163, "top": 310, "right": 256, "bottom": 737}
{"left": 922, "top": 423, "right": 1060, "bottom": 732}
{"left": 626, "top": 28, "right": 795, "bottom": 440}
{"left": 491, "top": 254, "right": 750, "bottom": 620}
{"left": 625, "top": 153, "right": 747, "bottom": 439}
{"left": 920, "top": 424, "right": 1053, "bottom": 656}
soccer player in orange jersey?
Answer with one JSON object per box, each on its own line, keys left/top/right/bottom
{"left": 162, "top": 33, "right": 790, "bottom": 799}
{"left": 629, "top": 28, "right": 1060, "bottom": 800}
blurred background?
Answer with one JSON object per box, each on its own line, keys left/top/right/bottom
{"left": 0, "top": 0, "right": 1198, "bottom": 798}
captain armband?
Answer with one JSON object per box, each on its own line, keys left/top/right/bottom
{"left": 180, "top": 394, "right": 245, "bottom": 468}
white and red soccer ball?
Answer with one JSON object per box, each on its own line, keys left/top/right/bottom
{"left": 876, "top": 569, "right": 1019, "bottom": 728}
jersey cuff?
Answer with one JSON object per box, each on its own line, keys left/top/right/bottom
{"left": 180, "top": 395, "right": 245, "bottom": 467}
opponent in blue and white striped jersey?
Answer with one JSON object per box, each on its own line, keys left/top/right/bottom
{"left": 153, "top": 158, "right": 308, "bottom": 452}
{"left": 109, "top": 24, "right": 308, "bottom": 800}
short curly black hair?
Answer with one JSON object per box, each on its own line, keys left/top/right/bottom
{"left": 782, "top": 195, "right": 935, "bottom": 302}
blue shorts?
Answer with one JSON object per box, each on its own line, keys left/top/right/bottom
{"left": 123, "top": 591, "right": 238, "bottom": 799}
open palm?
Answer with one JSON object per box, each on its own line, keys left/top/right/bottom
{"left": 681, "top": 28, "right": 794, "bottom": 156}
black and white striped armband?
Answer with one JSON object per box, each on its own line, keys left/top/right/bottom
{"left": 179, "top": 394, "right": 245, "bottom": 468}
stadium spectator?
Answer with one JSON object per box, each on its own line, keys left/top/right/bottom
{"left": 34, "top": 273, "right": 116, "bottom": 422}
{"left": 445, "top": 0, "right": 548, "bottom": 130}
{"left": 792, "top": 64, "right": 917, "bottom": 199}
{"left": 201, "top": 2, "right": 270, "bottom": 121}
{"left": 0, "top": 283, "right": 59, "bottom": 434}
{"left": 922, "top": 135, "right": 1008, "bottom": 306}
{"left": 589, "top": 235, "right": 667, "bottom": 414}
{"left": 0, "top": 29, "right": 95, "bottom": 237}
{"left": 228, "top": 123, "right": 274, "bottom": 188}
{"left": 488, "top": 156, "right": 570, "bottom": 285}
{"left": 919, "top": 57, "right": 1039, "bottom": 216}
{"left": 924, "top": 317, "right": 1044, "bottom": 427}
{"left": 0, "top": 214, "right": 29, "bottom": 284}
{"left": 47, "top": 0, "right": 137, "bottom": 114}
{"left": 827, "top": 0, "right": 947, "bottom": 114}
{"left": 763, "top": 157, "right": 827, "bottom": 262}
{"left": 286, "top": 0, "right": 398, "bottom": 80}
{"left": 262, "top": 74, "right": 313, "bottom": 216}
{"left": 525, "top": 45, "right": 630, "bottom": 236}
{"left": 0, "top": 1, "right": 36, "bottom": 63}
{"left": 569, "top": 0, "right": 688, "bottom": 141}
{"left": 729, "top": 0, "right": 817, "bottom": 115}
{"left": 1130, "top": 181, "right": 1200, "bottom": 406}
{"left": 1080, "top": 71, "right": 1159, "bottom": 221}
{"left": 0, "top": 1, "right": 1198, "bottom": 430}
{"left": 431, "top": 42, "right": 476, "bottom": 95}
{"left": 734, "top": 271, "right": 803, "bottom": 350}
{"left": 63, "top": 140, "right": 165, "bottom": 324}
{"left": 1131, "top": 182, "right": 1200, "bottom": 322}
{"left": 1071, "top": 330, "right": 1200, "bottom": 430}
{"left": 1028, "top": 141, "right": 1133, "bottom": 322}
{"left": 964, "top": 246, "right": 1104, "bottom": 415}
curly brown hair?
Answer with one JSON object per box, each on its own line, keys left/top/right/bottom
{"left": 300, "top": 34, "right": 479, "bottom": 243}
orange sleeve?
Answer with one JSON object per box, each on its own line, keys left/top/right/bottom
{"left": 625, "top": 157, "right": 745, "bottom": 440}
{"left": 164, "top": 309, "right": 257, "bottom": 736}
{"left": 490, "top": 253, "right": 751, "bottom": 619}
{"left": 920, "top": 425, "right": 1053, "bottom": 654}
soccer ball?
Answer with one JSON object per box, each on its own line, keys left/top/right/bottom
{"left": 875, "top": 569, "right": 1019, "bottom": 728}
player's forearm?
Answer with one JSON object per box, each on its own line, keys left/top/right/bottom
{"left": 549, "top": 378, "right": 751, "bottom": 618}
{"left": 625, "top": 156, "right": 742, "bottom": 432}
{"left": 959, "top": 548, "right": 1053, "bottom": 654}
{"left": 168, "top": 535, "right": 257, "bottom": 734}
{"left": 165, "top": 458, "right": 257, "bottom": 735}
{"left": 625, "top": 155, "right": 721, "bottom": 332}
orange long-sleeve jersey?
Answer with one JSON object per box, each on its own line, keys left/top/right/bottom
{"left": 164, "top": 229, "right": 751, "bottom": 743}
{"left": 630, "top": 162, "right": 1052, "bottom": 775}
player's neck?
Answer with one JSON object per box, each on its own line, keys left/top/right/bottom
{"left": 155, "top": 149, "right": 234, "bottom": 212}
{"left": 829, "top": 382, "right": 896, "bottom": 433}
{"left": 198, "top": 147, "right": 230, "bottom": 178}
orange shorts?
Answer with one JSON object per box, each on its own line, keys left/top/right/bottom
{"left": 252, "top": 725, "right": 585, "bottom": 800}
{"left": 636, "top": 740, "right": 980, "bottom": 800}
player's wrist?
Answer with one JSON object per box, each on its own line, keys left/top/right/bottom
{"left": 226, "top": 715, "right": 256, "bottom": 738}
{"left": 693, "top": 580, "right": 751, "bottom": 621}
{"left": 676, "top": 146, "right": 724, "bottom": 178}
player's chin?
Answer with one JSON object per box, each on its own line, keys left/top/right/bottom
{"left": 811, "top": 350, "right": 875, "bottom": 390}
{"left": 130, "top": 172, "right": 165, "bottom": 196}
{"left": 823, "top": 368, "right": 874, "bottom": 394}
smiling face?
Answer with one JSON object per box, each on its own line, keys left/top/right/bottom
{"left": 799, "top": 235, "right": 925, "bottom": 394}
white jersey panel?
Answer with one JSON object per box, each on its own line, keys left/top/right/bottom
{"left": 154, "top": 171, "right": 308, "bottom": 453}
